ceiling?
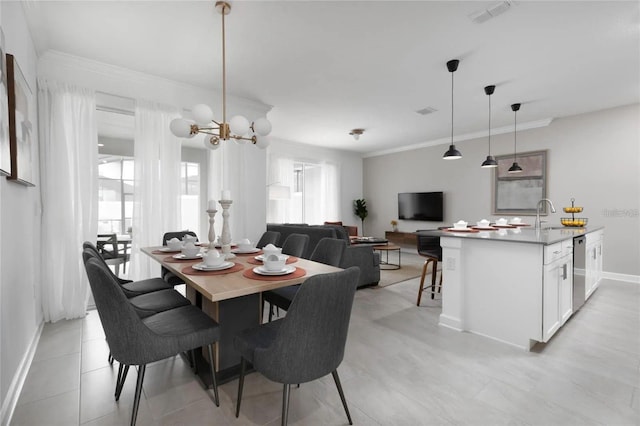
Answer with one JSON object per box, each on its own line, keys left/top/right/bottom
{"left": 24, "top": 1, "right": 640, "bottom": 155}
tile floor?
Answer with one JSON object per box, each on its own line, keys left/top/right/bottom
{"left": 10, "top": 262, "right": 640, "bottom": 425}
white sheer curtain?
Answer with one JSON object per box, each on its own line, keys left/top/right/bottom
{"left": 129, "top": 100, "right": 181, "bottom": 280}
{"left": 38, "top": 80, "right": 98, "bottom": 321}
{"left": 267, "top": 155, "right": 295, "bottom": 223}
{"left": 320, "top": 161, "right": 340, "bottom": 221}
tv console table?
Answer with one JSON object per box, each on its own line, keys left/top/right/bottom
{"left": 384, "top": 231, "right": 418, "bottom": 251}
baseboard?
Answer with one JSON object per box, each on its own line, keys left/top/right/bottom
{"left": 603, "top": 271, "right": 640, "bottom": 284}
{"left": 1, "top": 321, "right": 44, "bottom": 426}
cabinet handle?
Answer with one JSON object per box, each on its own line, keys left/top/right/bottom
{"left": 562, "top": 263, "right": 567, "bottom": 280}
{"left": 553, "top": 250, "right": 561, "bottom": 255}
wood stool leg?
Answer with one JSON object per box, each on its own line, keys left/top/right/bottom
{"left": 417, "top": 259, "right": 430, "bottom": 306}
{"left": 430, "top": 259, "right": 438, "bottom": 299}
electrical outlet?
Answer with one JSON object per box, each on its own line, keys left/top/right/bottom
{"left": 446, "top": 257, "right": 456, "bottom": 271}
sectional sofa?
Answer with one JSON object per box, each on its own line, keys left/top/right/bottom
{"left": 266, "top": 223, "right": 380, "bottom": 288}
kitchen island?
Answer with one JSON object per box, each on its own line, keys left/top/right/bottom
{"left": 420, "top": 226, "right": 604, "bottom": 350}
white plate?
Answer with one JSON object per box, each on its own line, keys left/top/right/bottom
{"left": 160, "top": 247, "right": 182, "bottom": 252}
{"left": 231, "top": 247, "right": 261, "bottom": 254}
{"left": 192, "top": 261, "right": 234, "bottom": 271}
{"left": 254, "top": 254, "right": 289, "bottom": 262}
{"left": 253, "top": 265, "right": 296, "bottom": 276}
{"left": 172, "top": 253, "right": 203, "bottom": 260}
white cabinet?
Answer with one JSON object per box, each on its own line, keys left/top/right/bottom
{"left": 585, "top": 230, "right": 604, "bottom": 299}
{"left": 542, "top": 241, "right": 573, "bottom": 342}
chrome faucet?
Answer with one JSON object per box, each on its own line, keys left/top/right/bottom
{"left": 535, "top": 198, "right": 556, "bottom": 230}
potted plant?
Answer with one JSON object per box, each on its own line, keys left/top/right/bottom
{"left": 353, "top": 198, "right": 368, "bottom": 236}
{"left": 390, "top": 220, "right": 398, "bottom": 232}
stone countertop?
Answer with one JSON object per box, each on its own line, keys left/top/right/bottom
{"left": 418, "top": 225, "right": 604, "bottom": 246}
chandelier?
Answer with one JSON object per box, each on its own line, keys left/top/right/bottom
{"left": 169, "top": 1, "right": 272, "bottom": 149}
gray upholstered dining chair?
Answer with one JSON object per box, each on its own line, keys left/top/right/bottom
{"left": 256, "top": 231, "right": 281, "bottom": 249}
{"left": 262, "top": 237, "right": 346, "bottom": 322}
{"left": 84, "top": 257, "right": 221, "bottom": 426}
{"left": 83, "top": 247, "right": 190, "bottom": 318}
{"left": 161, "top": 230, "right": 199, "bottom": 286}
{"left": 234, "top": 267, "right": 360, "bottom": 426}
{"left": 83, "top": 244, "right": 194, "bottom": 390}
{"left": 280, "top": 233, "right": 310, "bottom": 257}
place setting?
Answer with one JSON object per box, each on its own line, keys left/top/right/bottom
{"left": 230, "top": 238, "right": 262, "bottom": 255}
{"left": 242, "top": 254, "right": 306, "bottom": 281}
{"left": 182, "top": 249, "right": 244, "bottom": 275}
{"left": 444, "top": 220, "right": 479, "bottom": 233}
{"left": 163, "top": 242, "right": 204, "bottom": 262}
{"left": 471, "top": 219, "right": 497, "bottom": 230}
{"left": 492, "top": 218, "right": 517, "bottom": 228}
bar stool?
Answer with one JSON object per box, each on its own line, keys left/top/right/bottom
{"left": 416, "top": 230, "right": 443, "bottom": 306}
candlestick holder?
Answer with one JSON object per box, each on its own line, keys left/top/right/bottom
{"left": 206, "top": 208, "right": 218, "bottom": 250}
{"left": 219, "top": 199, "right": 234, "bottom": 259}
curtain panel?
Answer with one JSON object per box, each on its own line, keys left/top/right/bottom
{"left": 38, "top": 80, "right": 98, "bottom": 321}
{"left": 129, "top": 101, "right": 181, "bottom": 280}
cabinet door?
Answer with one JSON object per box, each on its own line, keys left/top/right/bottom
{"left": 543, "top": 261, "right": 561, "bottom": 342}
{"left": 559, "top": 257, "right": 573, "bottom": 325}
{"left": 585, "top": 243, "right": 597, "bottom": 298}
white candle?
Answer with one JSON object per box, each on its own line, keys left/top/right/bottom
{"left": 222, "top": 189, "right": 231, "bottom": 200}
{"left": 208, "top": 199, "right": 216, "bottom": 210}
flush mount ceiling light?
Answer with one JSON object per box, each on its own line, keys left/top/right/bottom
{"left": 481, "top": 85, "right": 498, "bottom": 168}
{"left": 349, "top": 128, "right": 364, "bottom": 140}
{"left": 508, "top": 103, "right": 523, "bottom": 173}
{"left": 169, "top": 1, "right": 272, "bottom": 150}
{"left": 443, "top": 59, "right": 462, "bottom": 160}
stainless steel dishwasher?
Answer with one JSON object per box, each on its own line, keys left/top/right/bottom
{"left": 573, "top": 236, "right": 587, "bottom": 311}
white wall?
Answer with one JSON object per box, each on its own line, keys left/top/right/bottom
{"left": 0, "top": 2, "right": 42, "bottom": 422}
{"left": 364, "top": 103, "right": 640, "bottom": 278}
{"left": 267, "top": 138, "right": 364, "bottom": 231}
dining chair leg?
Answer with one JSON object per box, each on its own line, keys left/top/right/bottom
{"left": 108, "top": 352, "right": 114, "bottom": 365}
{"left": 131, "top": 364, "right": 146, "bottom": 426}
{"left": 268, "top": 304, "right": 274, "bottom": 322}
{"left": 235, "top": 357, "right": 246, "bottom": 418}
{"left": 115, "top": 364, "right": 130, "bottom": 401}
{"left": 207, "top": 344, "right": 220, "bottom": 406}
{"left": 281, "top": 383, "right": 291, "bottom": 426}
{"left": 332, "top": 370, "right": 353, "bottom": 425}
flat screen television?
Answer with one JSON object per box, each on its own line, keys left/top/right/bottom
{"left": 398, "top": 192, "right": 444, "bottom": 221}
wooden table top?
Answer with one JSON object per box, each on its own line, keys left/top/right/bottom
{"left": 142, "top": 246, "right": 342, "bottom": 302}
{"left": 372, "top": 243, "right": 401, "bottom": 250}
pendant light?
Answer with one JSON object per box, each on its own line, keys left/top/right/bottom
{"left": 443, "top": 59, "right": 461, "bottom": 160}
{"left": 481, "top": 85, "right": 498, "bottom": 168}
{"left": 508, "top": 103, "right": 523, "bottom": 173}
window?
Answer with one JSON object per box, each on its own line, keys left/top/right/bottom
{"left": 98, "top": 155, "right": 134, "bottom": 234}
{"left": 267, "top": 156, "right": 339, "bottom": 224}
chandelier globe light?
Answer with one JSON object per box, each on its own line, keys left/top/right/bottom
{"left": 169, "top": 1, "right": 272, "bottom": 150}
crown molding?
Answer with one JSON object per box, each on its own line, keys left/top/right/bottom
{"left": 38, "top": 50, "right": 273, "bottom": 117}
{"left": 363, "top": 118, "right": 554, "bottom": 159}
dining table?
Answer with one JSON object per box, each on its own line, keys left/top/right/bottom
{"left": 142, "top": 245, "right": 342, "bottom": 383}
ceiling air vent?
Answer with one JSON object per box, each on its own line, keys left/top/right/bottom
{"left": 469, "top": 1, "right": 512, "bottom": 24}
{"left": 416, "top": 107, "right": 438, "bottom": 116}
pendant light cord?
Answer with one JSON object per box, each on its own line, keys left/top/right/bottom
{"left": 221, "top": 3, "right": 227, "bottom": 126}
{"left": 513, "top": 109, "right": 517, "bottom": 161}
{"left": 450, "top": 71, "right": 454, "bottom": 144}
{"left": 488, "top": 93, "right": 492, "bottom": 155}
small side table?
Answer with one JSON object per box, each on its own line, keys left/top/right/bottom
{"left": 373, "top": 244, "right": 401, "bottom": 270}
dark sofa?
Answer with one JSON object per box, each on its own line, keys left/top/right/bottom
{"left": 266, "top": 223, "right": 380, "bottom": 288}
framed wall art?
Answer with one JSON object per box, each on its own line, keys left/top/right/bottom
{"left": 492, "top": 150, "right": 547, "bottom": 215}
{"left": 0, "top": 29, "right": 10, "bottom": 176}
{"left": 7, "top": 53, "right": 35, "bottom": 186}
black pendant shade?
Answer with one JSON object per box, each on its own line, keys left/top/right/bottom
{"left": 443, "top": 59, "right": 462, "bottom": 160}
{"left": 481, "top": 85, "right": 497, "bottom": 168}
{"left": 508, "top": 103, "right": 523, "bottom": 173}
